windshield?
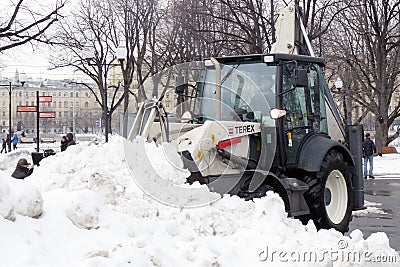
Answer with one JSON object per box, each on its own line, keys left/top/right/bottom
{"left": 199, "top": 62, "right": 277, "bottom": 126}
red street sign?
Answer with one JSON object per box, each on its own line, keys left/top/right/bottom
{"left": 17, "top": 106, "right": 37, "bottom": 112}
{"left": 39, "top": 96, "right": 53, "bottom": 103}
{"left": 39, "top": 112, "right": 56, "bottom": 118}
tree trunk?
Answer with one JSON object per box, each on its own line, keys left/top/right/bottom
{"left": 122, "top": 84, "right": 129, "bottom": 138}
{"left": 374, "top": 120, "right": 388, "bottom": 154}
{"left": 108, "top": 111, "right": 113, "bottom": 135}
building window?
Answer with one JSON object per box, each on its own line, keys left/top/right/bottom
{"left": 26, "top": 101, "right": 29, "bottom": 106}
{"left": 42, "top": 91, "right": 46, "bottom": 96}
{"left": 31, "top": 92, "right": 35, "bottom": 97}
{"left": 19, "top": 91, "right": 22, "bottom": 97}
{"left": 2, "top": 112, "right": 5, "bottom": 117}
{"left": 25, "top": 91, "right": 29, "bottom": 97}
{"left": 59, "top": 92, "right": 62, "bottom": 97}
{"left": 70, "top": 92, "right": 73, "bottom": 97}
{"left": 2, "top": 91, "right": 4, "bottom": 97}
{"left": 53, "top": 91, "right": 57, "bottom": 96}
{"left": 76, "top": 92, "right": 79, "bottom": 97}
{"left": 64, "top": 91, "right": 68, "bottom": 97}
{"left": 85, "top": 92, "right": 89, "bottom": 97}
{"left": 48, "top": 102, "right": 51, "bottom": 107}
{"left": 2, "top": 101, "right": 5, "bottom": 107}
{"left": 31, "top": 101, "right": 35, "bottom": 106}
{"left": 59, "top": 101, "right": 62, "bottom": 108}
{"left": 64, "top": 111, "right": 68, "bottom": 117}
{"left": 84, "top": 101, "right": 89, "bottom": 108}
{"left": 75, "top": 102, "right": 79, "bottom": 108}
{"left": 59, "top": 111, "right": 62, "bottom": 117}
{"left": 64, "top": 101, "right": 68, "bottom": 108}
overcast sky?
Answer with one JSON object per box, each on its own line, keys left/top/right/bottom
{"left": 0, "top": 0, "right": 81, "bottom": 81}
{"left": 1, "top": 45, "right": 76, "bottom": 81}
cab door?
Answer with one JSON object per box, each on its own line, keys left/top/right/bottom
{"left": 281, "top": 62, "right": 328, "bottom": 165}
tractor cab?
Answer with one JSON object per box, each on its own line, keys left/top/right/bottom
{"left": 185, "top": 53, "right": 332, "bottom": 171}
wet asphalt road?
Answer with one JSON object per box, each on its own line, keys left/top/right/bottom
{"left": 349, "top": 178, "right": 400, "bottom": 251}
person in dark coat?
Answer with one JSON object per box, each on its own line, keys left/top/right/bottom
{"left": 1, "top": 138, "right": 6, "bottom": 153}
{"left": 60, "top": 135, "right": 68, "bottom": 152}
{"left": 11, "top": 158, "right": 34, "bottom": 179}
{"left": 64, "top": 133, "right": 76, "bottom": 151}
{"left": 362, "top": 133, "right": 377, "bottom": 179}
{"left": 6, "top": 133, "right": 11, "bottom": 152}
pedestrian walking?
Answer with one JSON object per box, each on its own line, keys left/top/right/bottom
{"left": 1, "top": 138, "right": 6, "bottom": 153}
{"left": 12, "top": 132, "right": 18, "bottom": 150}
{"left": 362, "top": 133, "right": 377, "bottom": 179}
{"left": 6, "top": 133, "right": 11, "bottom": 152}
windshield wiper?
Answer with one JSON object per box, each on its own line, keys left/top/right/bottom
{"left": 220, "top": 63, "right": 241, "bottom": 85}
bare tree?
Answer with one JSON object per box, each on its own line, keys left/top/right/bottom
{"left": 50, "top": 0, "right": 123, "bottom": 137}
{"left": 326, "top": 0, "right": 400, "bottom": 151}
{"left": 174, "top": 0, "right": 279, "bottom": 55}
{"left": 0, "top": 0, "right": 66, "bottom": 52}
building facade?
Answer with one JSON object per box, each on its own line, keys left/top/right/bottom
{"left": 0, "top": 78, "right": 125, "bottom": 135}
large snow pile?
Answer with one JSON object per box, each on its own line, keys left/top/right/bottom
{"left": 0, "top": 136, "right": 398, "bottom": 266}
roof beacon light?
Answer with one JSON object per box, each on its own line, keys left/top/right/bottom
{"left": 263, "top": 55, "right": 274, "bottom": 63}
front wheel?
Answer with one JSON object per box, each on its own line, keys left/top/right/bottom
{"left": 300, "top": 150, "right": 353, "bottom": 233}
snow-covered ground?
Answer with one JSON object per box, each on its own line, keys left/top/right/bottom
{"left": 373, "top": 153, "right": 400, "bottom": 178}
{"left": 0, "top": 136, "right": 399, "bottom": 266}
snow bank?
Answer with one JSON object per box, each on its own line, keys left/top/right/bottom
{"left": 8, "top": 179, "right": 43, "bottom": 218}
{"left": 0, "top": 135, "right": 398, "bottom": 266}
{"left": 0, "top": 178, "right": 15, "bottom": 221}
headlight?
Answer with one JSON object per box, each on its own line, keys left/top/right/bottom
{"left": 270, "top": 108, "right": 287, "bottom": 119}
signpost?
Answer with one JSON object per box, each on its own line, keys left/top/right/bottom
{"left": 17, "top": 106, "right": 37, "bottom": 112}
{"left": 39, "top": 112, "right": 56, "bottom": 118}
{"left": 39, "top": 96, "right": 52, "bottom": 103}
{"left": 17, "top": 92, "right": 55, "bottom": 151}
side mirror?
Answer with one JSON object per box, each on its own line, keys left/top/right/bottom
{"left": 294, "top": 68, "right": 308, "bottom": 87}
{"left": 175, "top": 75, "right": 187, "bottom": 95}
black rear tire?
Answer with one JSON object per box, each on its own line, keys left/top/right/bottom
{"left": 300, "top": 150, "right": 353, "bottom": 233}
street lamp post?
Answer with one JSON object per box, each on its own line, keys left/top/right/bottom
{"left": 116, "top": 45, "right": 128, "bottom": 138}
{"left": 86, "top": 58, "right": 110, "bottom": 142}
{"left": 7, "top": 82, "right": 12, "bottom": 151}
{"left": 1, "top": 74, "right": 26, "bottom": 151}
{"left": 73, "top": 82, "right": 76, "bottom": 136}
{"left": 104, "top": 62, "right": 109, "bottom": 142}
{"left": 334, "top": 77, "right": 350, "bottom": 125}
{"left": 87, "top": 46, "right": 127, "bottom": 142}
